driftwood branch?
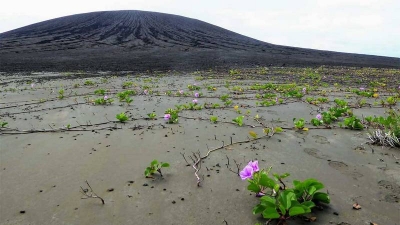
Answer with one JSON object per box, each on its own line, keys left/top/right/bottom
{"left": 80, "top": 180, "right": 105, "bottom": 204}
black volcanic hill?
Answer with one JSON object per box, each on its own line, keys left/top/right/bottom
{"left": 0, "top": 10, "right": 399, "bottom": 72}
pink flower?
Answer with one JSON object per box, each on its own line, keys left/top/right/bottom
{"left": 31, "top": 83, "right": 35, "bottom": 88}
{"left": 316, "top": 114, "right": 322, "bottom": 120}
{"left": 192, "top": 99, "right": 198, "bottom": 104}
{"left": 104, "top": 95, "right": 108, "bottom": 100}
{"left": 360, "top": 87, "right": 365, "bottom": 91}
{"left": 247, "top": 160, "right": 259, "bottom": 172}
{"left": 194, "top": 92, "right": 200, "bottom": 98}
{"left": 179, "top": 90, "right": 184, "bottom": 94}
{"left": 240, "top": 165, "right": 254, "bottom": 180}
{"left": 164, "top": 114, "right": 171, "bottom": 121}
{"left": 275, "top": 97, "right": 278, "bottom": 104}
{"left": 144, "top": 90, "right": 148, "bottom": 95}
{"left": 302, "top": 87, "right": 307, "bottom": 94}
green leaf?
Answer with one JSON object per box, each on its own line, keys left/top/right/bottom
{"left": 289, "top": 206, "right": 307, "bottom": 216}
{"left": 161, "top": 163, "right": 170, "bottom": 168}
{"left": 259, "top": 174, "right": 276, "bottom": 188}
{"left": 260, "top": 196, "right": 276, "bottom": 205}
{"left": 313, "top": 192, "right": 330, "bottom": 204}
{"left": 144, "top": 168, "right": 151, "bottom": 177}
{"left": 293, "top": 180, "right": 301, "bottom": 188}
{"left": 262, "top": 207, "right": 280, "bottom": 219}
{"left": 307, "top": 186, "right": 317, "bottom": 195}
{"left": 247, "top": 183, "right": 261, "bottom": 193}
{"left": 252, "top": 204, "right": 266, "bottom": 215}
{"left": 302, "top": 201, "right": 316, "bottom": 209}
{"left": 150, "top": 160, "right": 158, "bottom": 166}
{"left": 279, "top": 190, "right": 295, "bottom": 210}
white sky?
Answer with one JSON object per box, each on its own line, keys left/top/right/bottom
{"left": 1, "top": 0, "right": 399, "bottom": 57}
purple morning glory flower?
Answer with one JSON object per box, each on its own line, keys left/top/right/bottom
{"left": 302, "top": 87, "right": 306, "bottom": 94}
{"left": 192, "top": 99, "right": 198, "bottom": 104}
{"left": 247, "top": 160, "right": 259, "bottom": 172}
{"left": 31, "top": 83, "right": 35, "bottom": 88}
{"left": 179, "top": 90, "right": 184, "bottom": 94}
{"left": 104, "top": 95, "right": 108, "bottom": 100}
{"left": 164, "top": 114, "right": 171, "bottom": 121}
{"left": 240, "top": 165, "right": 254, "bottom": 180}
{"left": 316, "top": 114, "right": 322, "bottom": 120}
{"left": 275, "top": 97, "right": 278, "bottom": 103}
{"left": 194, "top": 92, "right": 200, "bottom": 98}
{"left": 144, "top": 89, "right": 148, "bottom": 95}
{"left": 360, "top": 87, "right": 365, "bottom": 91}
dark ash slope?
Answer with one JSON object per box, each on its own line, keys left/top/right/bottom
{"left": 0, "top": 10, "right": 399, "bottom": 72}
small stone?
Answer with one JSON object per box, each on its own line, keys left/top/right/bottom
{"left": 107, "top": 188, "right": 114, "bottom": 192}
{"left": 172, "top": 201, "right": 176, "bottom": 204}
{"left": 19, "top": 210, "right": 25, "bottom": 214}
{"left": 333, "top": 212, "right": 339, "bottom": 216}
{"left": 143, "top": 183, "right": 148, "bottom": 186}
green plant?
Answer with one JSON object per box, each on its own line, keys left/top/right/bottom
{"left": 116, "top": 112, "right": 129, "bottom": 123}
{"left": 0, "top": 121, "right": 8, "bottom": 128}
{"left": 94, "top": 97, "right": 113, "bottom": 105}
{"left": 242, "top": 161, "right": 330, "bottom": 224}
{"left": 386, "top": 96, "right": 397, "bottom": 105}
{"left": 145, "top": 160, "right": 170, "bottom": 177}
{"left": 210, "top": 116, "right": 218, "bottom": 123}
{"left": 343, "top": 116, "right": 364, "bottom": 130}
{"left": 211, "top": 103, "right": 220, "bottom": 109}
{"left": 187, "top": 84, "right": 201, "bottom": 91}
{"left": 229, "top": 69, "right": 241, "bottom": 75}
{"left": 293, "top": 118, "right": 305, "bottom": 129}
{"left": 164, "top": 109, "right": 179, "bottom": 124}
{"left": 117, "top": 90, "right": 136, "bottom": 101}
{"left": 125, "top": 97, "right": 133, "bottom": 105}
{"left": 84, "top": 80, "right": 95, "bottom": 86}
{"left": 207, "top": 85, "right": 217, "bottom": 91}
{"left": 147, "top": 112, "right": 157, "bottom": 120}
{"left": 232, "top": 116, "right": 244, "bottom": 126}
{"left": 94, "top": 89, "right": 106, "bottom": 95}
{"left": 58, "top": 89, "right": 65, "bottom": 99}
{"left": 224, "top": 99, "right": 233, "bottom": 106}
{"left": 122, "top": 81, "right": 134, "bottom": 89}
{"left": 220, "top": 94, "right": 230, "bottom": 102}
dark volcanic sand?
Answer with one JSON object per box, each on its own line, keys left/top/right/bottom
{"left": 1, "top": 10, "right": 399, "bottom": 72}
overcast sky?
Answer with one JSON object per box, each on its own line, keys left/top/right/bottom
{"left": 1, "top": 0, "right": 399, "bottom": 57}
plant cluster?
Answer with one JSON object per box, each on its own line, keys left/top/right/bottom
{"left": 116, "top": 112, "right": 129, "bottom": 122}
{"left": 187, "top": 84, "right": 201, "bottom": 91}
{"left": 94, "top": 96, "right": 114, "bottom": 105}
{"left": 58, "top": 89, "right": 65, "bottom": 99}
{"left": 144, "top": 160, "right": 170, "bottom": 177}
{"left": 0, "top": 121, "right": 8, "bottom": 128}
{"left": 311, "top": 99, "right": 354, "bottom": 128}
{"left": 232, "top": 115, "right": 244, "bottom": 126}
{"left": 366, "top": 111, "right": 400, "bottom": 147}
{"left": 117, "top": 90, "right": 136, "bottom": 102}
{"left": 94, "top": 89, "right": 106, "bottom": 95}
{"left": 241, "top": 161, "right": 330, "bottom": 224}
{"left": 147, "top": 112, "right": 157, "bottom": 120}
{"left": 122, "top": 81, "right": 134, "bottom": 89}
{"left": 84, "top": 80, "right": 95, "bottom": 86}
{"left": 164, "top": 109, "right": 179, "bottom": 124}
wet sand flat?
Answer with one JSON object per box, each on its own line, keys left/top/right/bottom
{"left": 1, "top": 70, "right": 399, "bottom": 225}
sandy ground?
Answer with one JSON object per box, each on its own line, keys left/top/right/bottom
{"left": 0, "top": 71, "right": 399, "bottom": 225}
